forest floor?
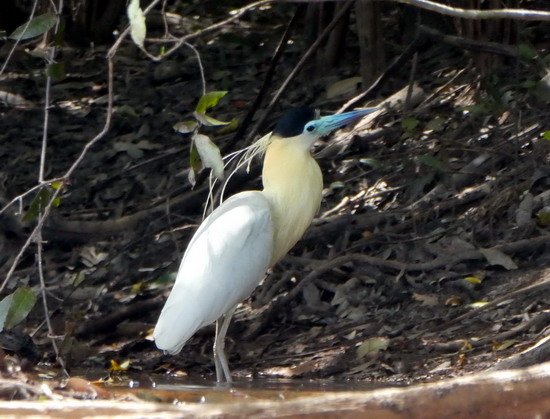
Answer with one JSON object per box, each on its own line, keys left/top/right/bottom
{"left": 0, "top": 2, "right": 549, "bottom": 413}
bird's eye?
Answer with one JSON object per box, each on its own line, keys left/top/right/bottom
{"left": 306, "top": 124, "right": 315, "bottom": 132}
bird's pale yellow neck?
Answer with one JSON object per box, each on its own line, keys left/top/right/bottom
{"left": 262, "top": 138, "right": 323, "bottom": 266}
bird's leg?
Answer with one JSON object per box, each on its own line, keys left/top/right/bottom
{"left": 214, "top": 319, "right": 224, "bottom": 383}
{"left": 213, "top": 305, "right": 237, "bottom": 383}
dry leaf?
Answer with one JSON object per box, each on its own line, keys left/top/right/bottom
{"left": 127, "top": 0, "right": 146, "bottom": 47}
{"left": 480, "top": 248, "right": 518, "bottom": 270}
{"left": 356, "top": 337, "right": 389, "bottom": 360}
{"left": 326, "top": 76, "right": 362, "bottom": 99}
{"left": 413, "top": 292, "right": 439, "bottom": 307}
{"left": 193, "top": 133, "right": 224, "bottom": 180}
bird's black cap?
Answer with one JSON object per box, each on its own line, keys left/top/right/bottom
{"left": 273, "top": 107, "right": 316, "bottom": 137}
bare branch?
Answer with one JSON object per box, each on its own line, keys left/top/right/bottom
{"left": 393, "top": 0, "right": 550, "bottom": 21}
{"left": 286, "top": 0, "right": 550, "bottom": 21}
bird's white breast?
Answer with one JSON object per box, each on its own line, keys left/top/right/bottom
{"left": 153, "top": 191, "right": 274, "bottom": 354}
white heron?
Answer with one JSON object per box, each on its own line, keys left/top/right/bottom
{"left": 154, "top": 106, "right": 378, "bottom": 382}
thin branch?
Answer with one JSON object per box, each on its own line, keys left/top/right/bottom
{"left": 39, "top": 78, "right": 52, "bottom": 183}
{"left": 185, "top": 42, "right": 206, "bottom": 96}
{"left": 393, "top": 0, "right": 550, "bottom": 21}
{"left": 34, "top": 0, "right": 69, "bottom": 375}
{"left": 39, "top": 1, "right": 64, "bottom": 183}
{"left": 286, "top": 0, "right": 550, "bottom": 21}
{"left": 36, "top": 231, "right": 68, "bottom": 377}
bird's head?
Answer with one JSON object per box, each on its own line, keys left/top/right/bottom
{"left": 237, "top": 105, "right": 379, "bottom": 175}
{"left": 272, "top": 106, "right": 379, "bottom": 150}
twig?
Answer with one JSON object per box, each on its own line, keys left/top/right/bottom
{"left": 184, "top": 42, "right": 206, "bottom": 96}
{"left": 405, "top": 52, "right": 418, "bottom": 111}
{"left": 39, "top": 1, "right": 64, "bottom": 183}
{"left": 418, "top": 25, "right": 519, "bottom": 57}
{"left": 36, "top": 231, "right": 68, "bottom": 377}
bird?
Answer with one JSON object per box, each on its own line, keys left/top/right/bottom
{"left": 154, "top": 106, "right": 379, "bottom": 382}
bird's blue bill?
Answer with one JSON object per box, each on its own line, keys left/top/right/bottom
{"left": 317, "top": 108, "right": 379, "bottom": 135}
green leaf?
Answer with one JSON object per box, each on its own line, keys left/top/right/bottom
{"left": 115, "top": 105, "right": 139, "bottom": 118}
{"left": 517, "top": 43, "right": 537, "bottom": 60}
{"left": 543, "top": 131, "right": 550, "bottom": 141}
{"left": 536, "top": 208, "right": 550, "bottom": 226}
{"left": 53, "top": 18, "right": 65, "bottom": 46}
{"left": 73, "top": 271, "right": 86, "bottom": 287}
{"left": 50, "top": 181, "right": 63, "bottom": 190}
{"left": 46, "top": 62, "right": 65, "bottom": 81}
{"left": 23, "top": 187, "right": 51, "bottom": 222}
{"left": 0, "top": 287, "right": 37, "bottom": 331}
{"left": 217, "top": 118, "right": 239, "bottom": 135}
{"left": 195, "top": 91, "right": 227, "bottom": 114}
{"left": 9, "top": 13, "right": 57, "bottom": 40}
{"left": 189, "top": 140, "right": 201, "bottom": 172}
{"left": 417, "top": 155, "right": 447, "bottom": 172}
{"left": 462, "top": 104, "right": 490, "bottom": 116}
{"left": 401, "top": 117, "right": 419, "bottom": 132}
{"left": 464, "top": 276, "right": 482, "bottom": 285}
{"left": 521, "top": 79, "right": 537, "bottom": 89}
{"left": 193, "top": 111, "right": 231, "bottom": 127}
{"left": 424, "top": 117, "right": 445, "bottom": 133}
{"left": 23, "top": 186, "right": 61, "bottom": 222}
{"left": 5, "top": 288, "right": 37, "bottom": 329}
{"left": 494, "top": 339, "right": 518, "bottom": 351}
{"left": 188, "top": 140, "right": 201, "bottom": 187}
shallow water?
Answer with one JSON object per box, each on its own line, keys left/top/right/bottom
{"left": 105, "top": 375, "right": 390, "bottom": 404}
{"left": 2, "top": 364, "right": 548, "bottom": 419}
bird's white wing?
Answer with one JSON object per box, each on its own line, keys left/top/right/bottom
{"left": 153, "top": 191, "right": 274, "bottom": 355}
